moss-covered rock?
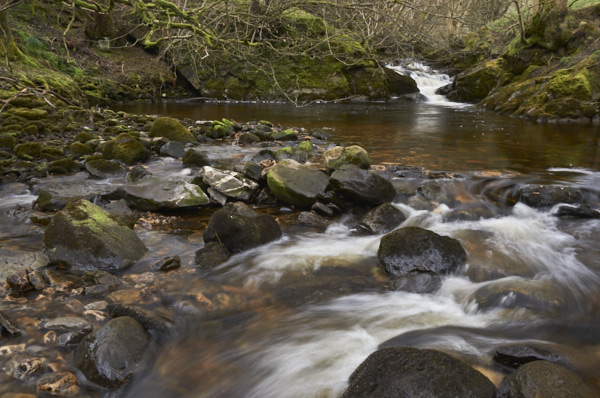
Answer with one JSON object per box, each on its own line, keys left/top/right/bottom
{"left": 70, "top": 141, "right": 95, "bottom": 156}
{"left": 75, "top": 131, "right": 95, "bottom": 143}
{"left": 267, "top": 159, "right": 329, "bottom": 208}
{"left": 149, "top": 117, "right": 197, "bottom": 144}
{"left": 102, "top": 133, "right": 150, "bottom": 165}
{"left": 43, "top": 199, "right": 148, "bottom": 271}
{"left": 48, "top": 158, "right": 79, "bottom": 174}
{"left": 454, "top": 59, "right": 503, "bottom": 102}
{"left": 8, "top": 107, "right": 48, "bottom": 120}
{"left": 0, "top": 133, "right": 16, "bottom": 150}
{"left": 271, "top": 128, "right": 297, "bottom": 141}
{"left": 323, "top": 145, "right": 371, "bottom": 172}
{"left": 15, "top": 142, "right": 42, "bottom": 159}
{"left": 182, "top": 148, "right": 211, "bottom": 168}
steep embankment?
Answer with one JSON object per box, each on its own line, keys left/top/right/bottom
{"left": 443, "top": 5, "right": 600, "bottom": 124}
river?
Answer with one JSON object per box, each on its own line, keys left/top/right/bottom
{"left": 2, "top": 64, "right": 600, "bottom": 397}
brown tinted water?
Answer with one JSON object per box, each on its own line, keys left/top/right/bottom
{"left": 116, "top": 101, "right": 600, "bottom": 173}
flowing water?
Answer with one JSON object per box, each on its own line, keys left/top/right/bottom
{"left": 3, "top": 64, "right": 600, "bottom": 396}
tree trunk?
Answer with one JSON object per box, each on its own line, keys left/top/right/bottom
{"left": 0, "top": 9, "right": 22, "bottom": 59}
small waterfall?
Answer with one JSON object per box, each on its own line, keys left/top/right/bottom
{"left": 388, "top": 61, "right": 454, "bottom": 104}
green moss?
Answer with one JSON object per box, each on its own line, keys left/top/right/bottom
{"left": 546, "top": 69, "right": 592, "bottom": 100}
{"left": 149, "top": 117, "right": 197, "bottom": 143}
{"left": 0, "top": 134, "right": 16, "bottom": 150}
{"left": 15, "top": 142, "right": 42, "bottom": 159}
{"left": 70, "top": 141, "right": 95, "bottom": 156}
{"left": 8, "top": 107, "right": 48, "bottom": 120}
{"left": 296, "top": 140, "right": 313, "bottom": 153}
{"left": 102, "top": 133, "right": 150, "bottom": 165}
{"left": 282, "top": 8, "right": 327, "bottom": 35}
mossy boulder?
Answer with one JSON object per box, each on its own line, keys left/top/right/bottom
{"left": 203, "top": 202, "right": 282, "bottom": 253}
{"left": 48, "top": 158, "right": 79, "bottom": 174}
{"left": 102, "top": 133, "right": 150, "bottom": 165}
{"left": 149, "top": 117, "right": 197, "bottom": 144}
{"left": 271, "top": 128, "right": 298, "bottom": 141}
{"left": 342, "top": 347, "right": 496, "bottom": 398}
{"left": 377, "top": 226, "right": 467, "bottom": 277}
{"left": 43, "top": 199, "right": 148, "bottom": 271}
{"left": 73, "top": 316, "right": 149, "bottom": 389}
{"left": 0, "top": 134, "right": 16, "bottom": 150}
{"left": 75, "top": 131, "right": 95, "bottom": 143}
{"left": 182, "top": 148, "right": 211, "bottom": 168}
{"left": 15, "top": 142, "right": 42, "bottom": 159}
{"left": 323, "top": 145, "right": 371, "bottom": 172}
{"left": 454, "top": 59, "right": 503, "bottom": 102}
{"left": 8, "top": 107, "right": 48, "bottom": 120}
{"left": 267, "top": 159, "right": 330, "bottom": 208}
{"left": 70, "top": 141, "right": 95, "bottom": 156}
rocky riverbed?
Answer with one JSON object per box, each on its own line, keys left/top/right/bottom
{"left": 1, "top": 108, "right": 600, "bottom": 397}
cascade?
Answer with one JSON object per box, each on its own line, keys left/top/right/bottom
{"left": 388, "top": 61, "right": 454, "bottom": 104}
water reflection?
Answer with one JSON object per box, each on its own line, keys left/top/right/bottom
{"left": 115, "top": 102, "right": 600, "bottom": 172}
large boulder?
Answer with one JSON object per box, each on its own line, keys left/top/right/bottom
{"left": 323, "top": 145, "right": 371, "bottom": 172}
{"left": 200, "top": 166, "right": 259, "bottom": 202}
{"left": 117, "top": 176, "right": 209, "bottom": 211}
{"left": 102, "top": 133, "right": 150, "bottom": 165}
{"left": 497, "top": 360, "right": 597, "bottom": 398}
{"left": 377, "top": 226, "right": 467, "bottom": 277}
{"left": 203, "top": 202, "right": 282, "bottom": 253}
{"left": 329, "top": 166, "right": 396, "bottom": 206}
{"left": 342, "top": 347, "right": 496, "bottom": 398}
{"left": 454, "top": 59, "right": 502, "bottom": 103}
{"left": 43, "top": 199, "right": 148, "bottom": 271}
{"left": 72, "top": 316, "right": 149, "bottom": 388}
{"left": 149, "top": 117, "right": 197, "bottom": 144}
{"left": 267, "top": 159, "right": 329, "bottom": 208}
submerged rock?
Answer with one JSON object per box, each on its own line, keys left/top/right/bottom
{"left": 493, "top": 345, "right": 570, "bottom": 370}
{"left": 195, "top": 242, "right": 232, "bottom": 268}
{"left": 329, "top": 166, "right": 396, "bottom": 206}
{"left": 203, "top": 202, "right": 282, "bottom": 253}
{"left": 72, "top": 316, "right": 149, "bottom": 388}
{"left": 118, "top": 175, "right": 209, "bottom": 211}
{"left": 389, "top": 271, "right": 442, "bottom": 294}
{"left": 267, "top": 159, "right": 329, "bottom": 208}
{"left": 36, "top": 371, "right": 80, "bottom": 396}
{"left": 497, "top": 360, "right": 597, "bottom": 398}
{"left": 468, "top": 278, "right": 567, "bottom": 314}
{"left": 377, "top": 226, "right": 467, "bottom": 277}
{"left": 342, "top": 347, "right": 496, "bottom": 398}
{"left": 43, "top": 199, "right": 148, "bottom": 271}
{"left": 35, "top": 182, "right": 114, "bottom": 212}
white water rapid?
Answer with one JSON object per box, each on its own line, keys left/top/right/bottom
{"left": 388, "top": 60, "right": 463, "bottom": 105}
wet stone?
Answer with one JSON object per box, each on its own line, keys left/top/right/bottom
{"left": 107, "top": 303, "right": 172, "bottom": 332}
{"left": 6, "top": 268, "right": 34, "bottom": 293}
{"left": 27, "top": 270, "right": 47, "bottom": 290}
{"left": 156, "top": 255, "right": 181, "bottom": 272}
{"left": 195, "top": 242, "right": 231, "bottom": 268}
{"left": 0, "top": 310, "right": 22, "bottom": 337}
{"left": 0, "top": 344, "right": 26, "bottom": 355}
{"left": 297, "top": 211, "right": 329, "bottom": 229}
{"left": 493, "top": 345, "right": 571, "bottom": 370}
{"left": 390, "top": 271, "right": 442, "bottom": 294}
{"left": 42, "top": 317, "right": 92, "bottom": 333}
{"left": 57, "top": 330, "right": 90, "bottom": 347}
{"left": 13, "top": 356, "right": 45, "bottom": 379}
{"left": 36, "top": 372, "right": 80, "bottom": 397}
